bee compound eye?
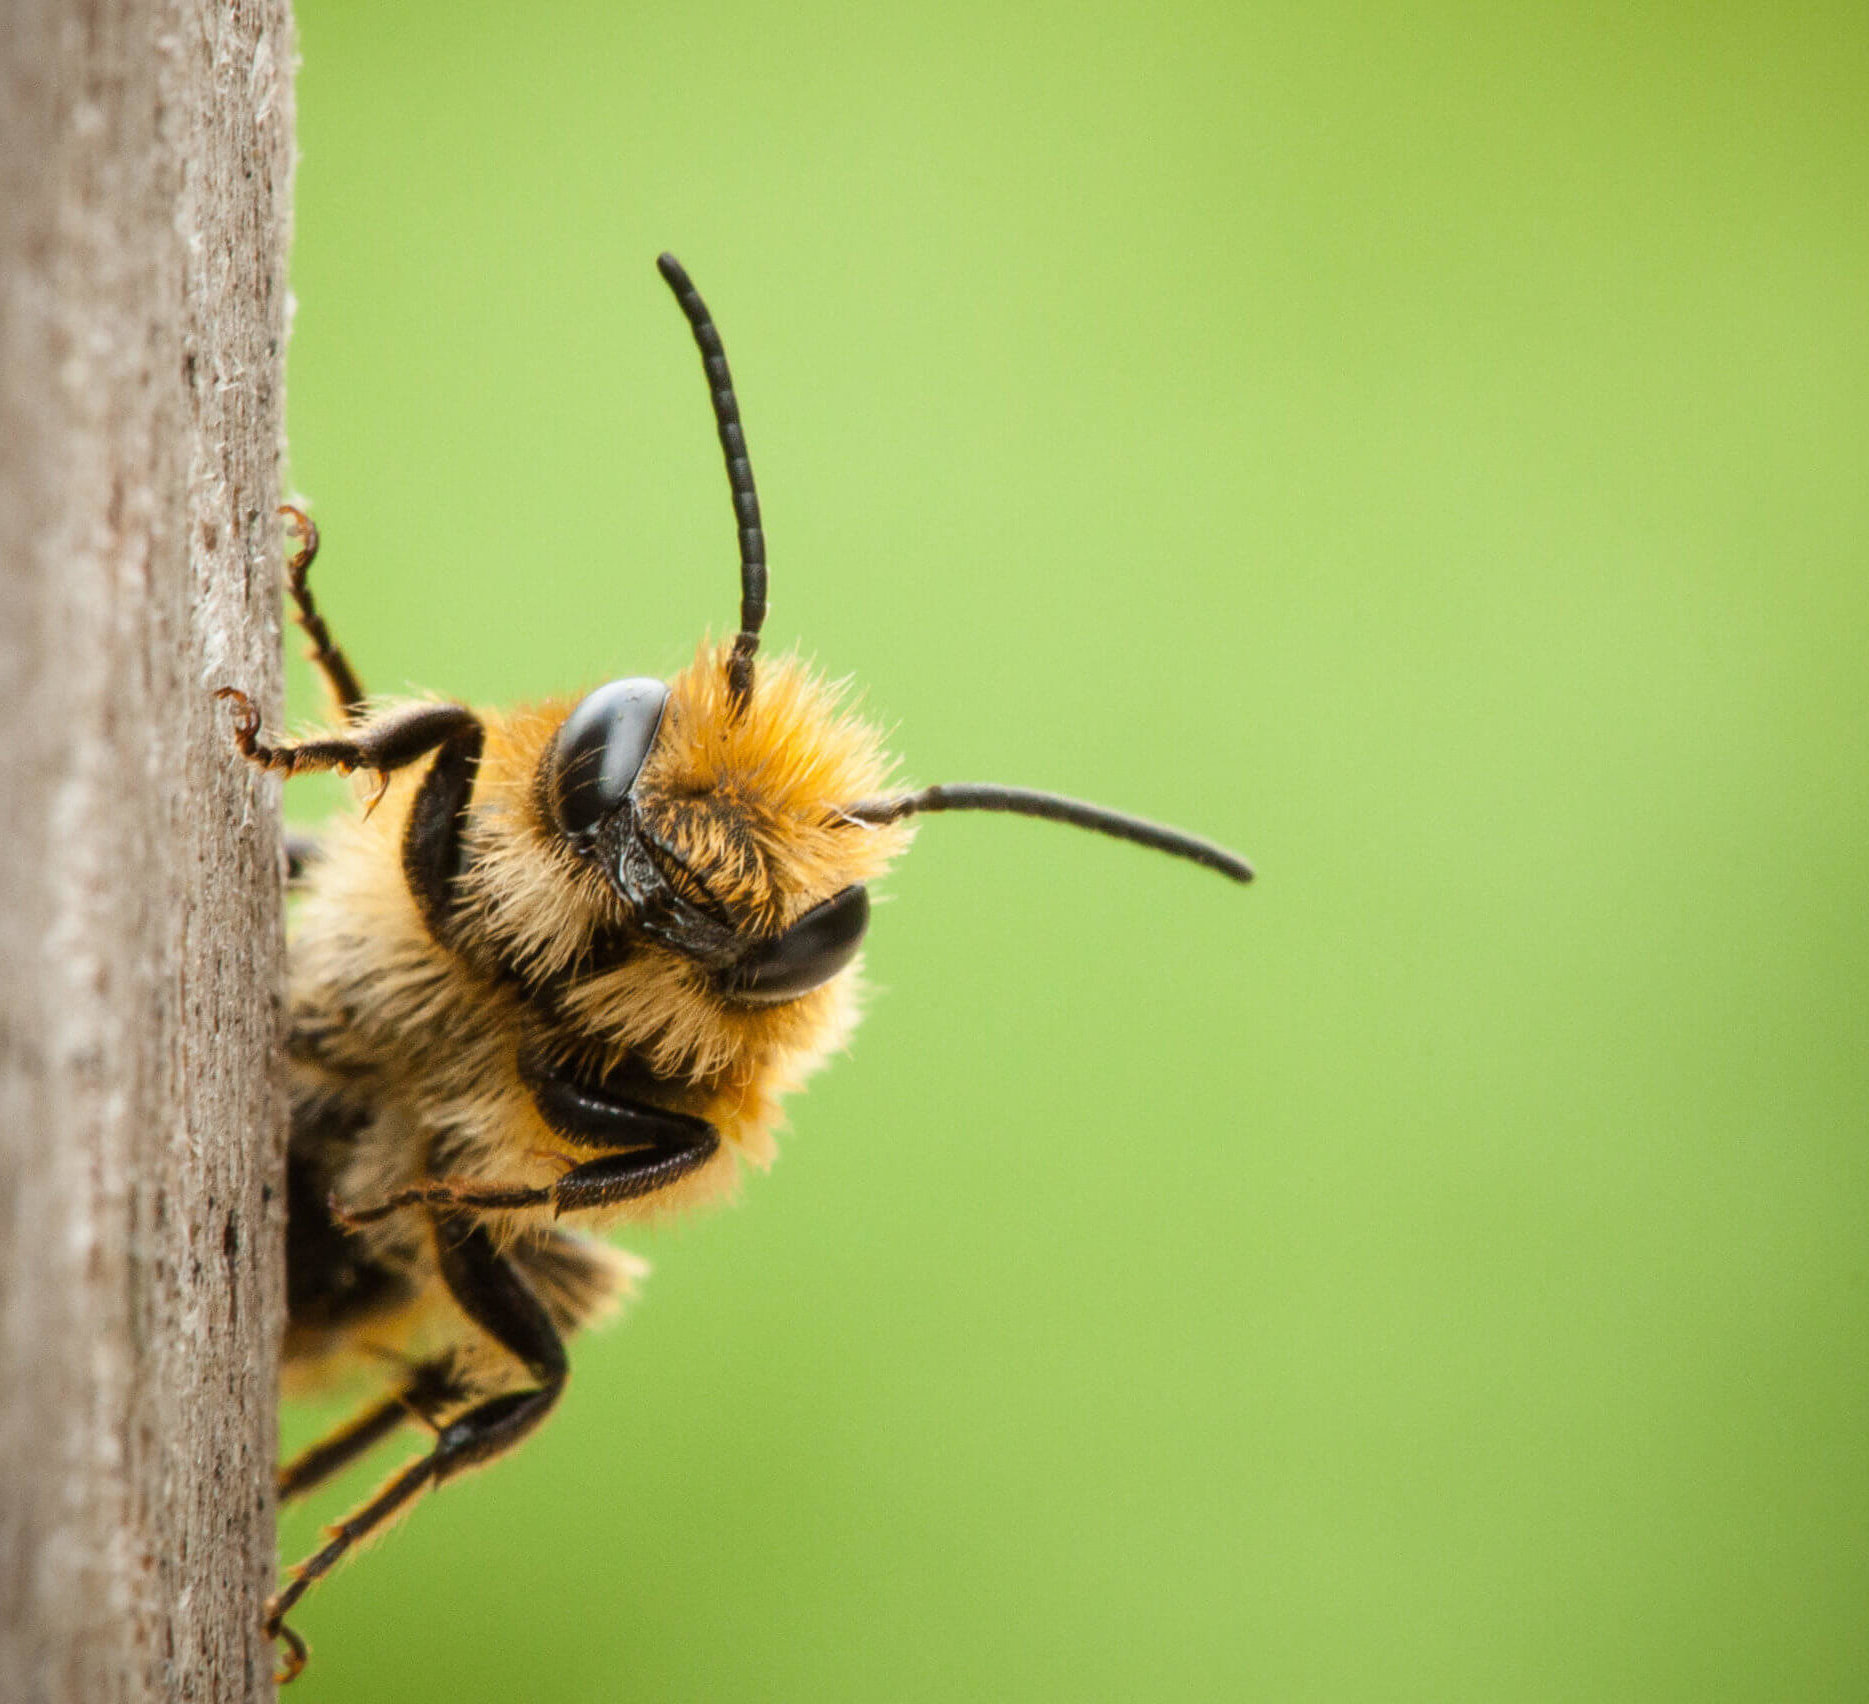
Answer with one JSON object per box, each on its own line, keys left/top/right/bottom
{"left": 721, "top": 884, "right": 871, "bottom": 1005}
{"left": 548, "top": 678, "right": 670, "bottom": 840}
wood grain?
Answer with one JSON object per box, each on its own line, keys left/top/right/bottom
{"left": 0, "top": 0, "right": 295, "bottom": 1696}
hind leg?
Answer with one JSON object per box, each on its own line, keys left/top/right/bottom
{"left": 276, "top": 1360, "right": 463, "bottom": 1503}
{"left": 265, "top": 1216, "right": 568, "bottom": 1683}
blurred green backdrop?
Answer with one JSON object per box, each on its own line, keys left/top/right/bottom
{"left": 278, "top": 2, "right": 1868, "bottom": 1699}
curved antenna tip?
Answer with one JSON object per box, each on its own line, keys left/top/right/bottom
{"left": 845, "top": 784, "right": 1254, "bottom": 884}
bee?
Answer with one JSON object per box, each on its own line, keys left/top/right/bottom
{"left": 221, "top": 254, "right": 1253, "bottom": 1682}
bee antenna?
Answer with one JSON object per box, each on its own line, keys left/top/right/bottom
{"left": 657, "top": 253, "right": 767, "bottom": 713}
{"left": 844, "top": 784, "right": 1254, "bottom": 883}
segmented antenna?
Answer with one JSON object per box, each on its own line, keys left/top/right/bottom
{"left": 845, "top": 784, "right": 1254, "bottom": 883}
{"left": 656, "top": 253, "right": 767, "bottom": 712}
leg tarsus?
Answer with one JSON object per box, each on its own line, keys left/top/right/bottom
{"left": 280, "top": 505, "right": 369, "bottom": 723}
{"left": 271, "top": 1616, "right": 308, "bottom": 1685}
{"left": 334, "top": 1180, "right": 553, "bottom": 1227}
{"left": 217, "top": 685, "right": 361, "bottom": 777}
{"left": 266, "top": 1449, "right": 441, "bottom": 1671}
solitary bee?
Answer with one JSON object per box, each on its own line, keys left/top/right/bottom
{"left": 222, "top": 254, "right": 1252, "bottom": 1681}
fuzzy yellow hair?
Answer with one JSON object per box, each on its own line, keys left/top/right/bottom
{"left": 639, "top": 640, "right": 911, "bottom": 932}
{"left": 460, "top": 642, "right": 910, "bottom": 976}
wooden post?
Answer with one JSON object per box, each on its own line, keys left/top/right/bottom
{"left": 0, "top": 0, "right": 295, "bottom": 1697}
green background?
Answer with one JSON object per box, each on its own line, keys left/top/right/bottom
{"left": 279, "top": 3, "right": 1868, "bottom": 1699}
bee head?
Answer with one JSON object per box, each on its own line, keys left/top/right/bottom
{"left": 541, "top": 254, "right": 1248, "bottom": 1013}
{"left": 545, "top": 644, "right": 911, "bottom": 1006}
{"left": 539, "top": 259, "right": 910, "bottom": 1006}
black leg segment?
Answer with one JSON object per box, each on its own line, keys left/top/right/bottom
{"left": 519, "top": 1049, "right": 717, "bottom": 1152}
{"left": 276, "top": 1392, "right": 414, "bottom": 1504}
{"left": 276, "top": 1359, "right": 465, "bottom": 1503}
{"left": 334, "top": 1055, "right": 719, "bottom": 1227}
{"left": 265, "top": 1219, "right": 568, "bottom": 1682}
{"left": 548, "top": 1136, "right": 720, "bottom": 1210}
{"left": 401, "top": 716, "right": 485, "bottom": 945}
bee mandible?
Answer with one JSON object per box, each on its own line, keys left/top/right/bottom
{"left": 220, "top": 254, "right": 1253, "bottom": 1681}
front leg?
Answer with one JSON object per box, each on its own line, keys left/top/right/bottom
{"left": 278, "top": 504, "right": 369, "bottom": 723}
{"left": 219, "top": 688, "right": 486, "bottom": 940}
{"left": 217, "top": 687, "right": 478, "bottom": 781}
{"left": 337, "top": 1055, "right": 719, "bottom": 1225}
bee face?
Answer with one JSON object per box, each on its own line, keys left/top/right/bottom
{"left": 543, "top": 643, "right": 911, "bottom": 1006}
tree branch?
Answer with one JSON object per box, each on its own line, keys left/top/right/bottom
{"left": 0, "top": 0, "right": 295, "bottom": 1697}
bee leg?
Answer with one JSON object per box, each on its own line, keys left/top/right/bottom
{"left": 525, "top": 1060, "right": 721, "bottom": 1208}
{"left": 276, "top": 1359, "right": 462, "bottom": 1503}
{"left": 334, "top": 1128, "right": 719, "bottom": 1224}
{"left": 216, "top": 689, "right": 480, "bottom": 782}
{"left": 279, "top": 504, "right": 369, "bottom": 722}
{"left": 547, "top": 1133, "right": 722, "bottom": 1211}
{"left": 265, "top": 1218, "right": 566, "bottom": 1681}
{"left": 336, "top": 1062, "right": 719, "bottom": 1224}
{"left": 276, "top": 1393, "right": 411, "bottom": 1504}
{"left": 400, "top": 715, "right": 486, "bottom": 944}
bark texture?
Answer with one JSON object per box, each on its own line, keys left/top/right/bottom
{"left": 0, "top": 0, "right": 294, "bottom": 1698}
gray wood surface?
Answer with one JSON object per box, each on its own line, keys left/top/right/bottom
{"left": 0, "top": 0, "right": 296, "bottom": 1696}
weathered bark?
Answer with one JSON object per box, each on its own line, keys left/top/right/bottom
{"left": 0, "top": 0, "right": 294, "bottom": 1698}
